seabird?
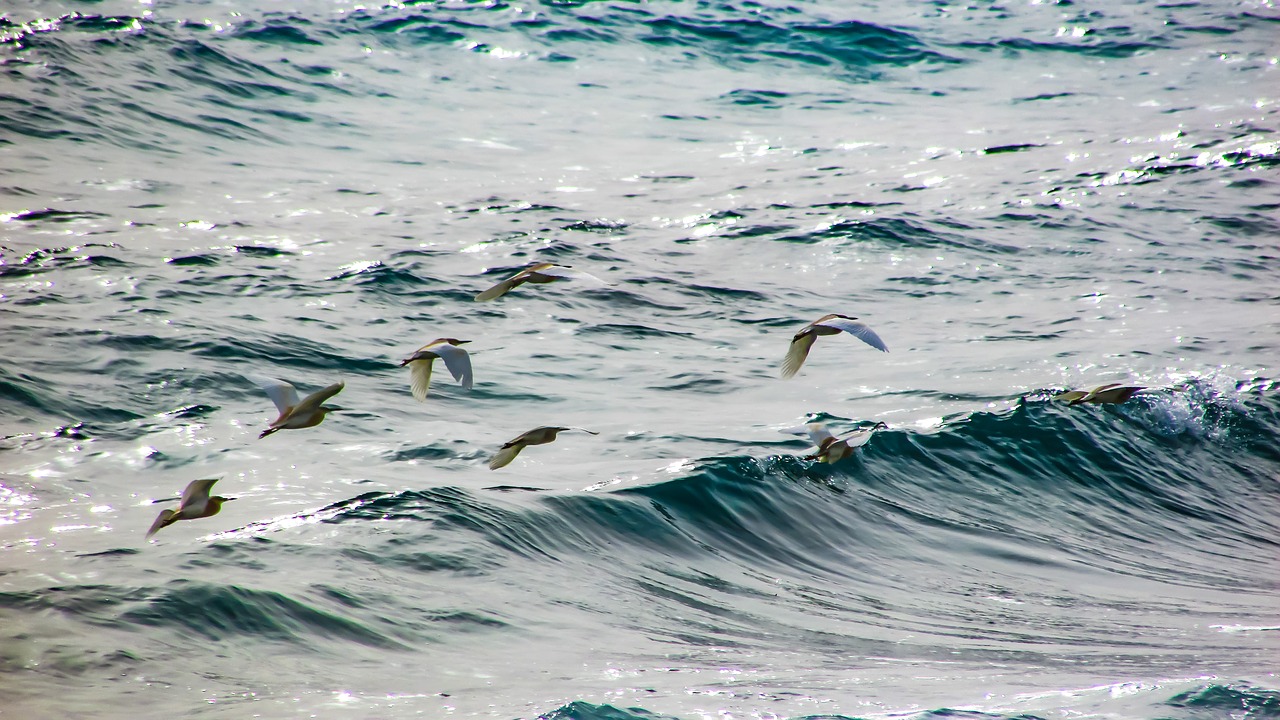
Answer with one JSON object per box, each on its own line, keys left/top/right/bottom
{"left": 257, "top": 378, "right": 345, "bottom": 439}
{"left": 1054, "top": 383, "right": 1146, "bottom": 406}
{"left": 489, "top": 426, "right": 598, "bottom": 470}
{"left": 401, "top": 338, "right": 473, "bottom": 401}
{"left": 784, "top": 421, "right": 887, "bottom": 463}
{"left": 146, "top": 478, "right": 234, "bottom": 539}
{"left": 782, "top": 314, "right": 889, "bottom": 378}
{"left": 474, "top": 261, "right": 606, "bottom": 301}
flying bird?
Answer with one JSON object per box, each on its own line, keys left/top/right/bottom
{"left": 781, "top": 313, "right": 889, "bottom": 378}
{"left": 474, "top": 261, "right": 606, "bottom": 301}
{"left": 401, "top": 338, "right": 473, "bottom": 401}
{"left": 784, "top": 421, "right": 888, "bottom": 463}
{"left": 489, "top": 426, "right": 598, "bottom": 470}
{"left": 146, "top": 478, "right": 235, "bottom": 539}
{"left": 257, "top": 378, "right": 345, "bottom": 439}
{"left": 1054, "top": 383, "right": 1146, "bottom": 406}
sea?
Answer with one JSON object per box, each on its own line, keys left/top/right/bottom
{"left": 1, "top": 0, "right": 1278, "bottom": 718}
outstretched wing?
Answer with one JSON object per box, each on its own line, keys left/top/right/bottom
{"left": 531, "top": 264, "right": 609, "bottom": 286}
{"left": 815, "top": 316, "right": 889, "bottom": 353}
{"left": 145, "top": 509, "right": 178, "bottom": 539}
{"left": 475, "top": 274, "right": 525, "bottom": 301}
{"left": 293, "top": 381, "right": 345, "bottom": 416}
{"left": 179, "top": 478, "right": 219, "bottom": 508}
{"left": 430, "top": 343, "right": 474, "bottom": 390}
{"left": 804, "top": 423, "right": 838, "bottom": 448}
{"left": 256, "top": 377, "right": 301, "bottom": 414}
{"left": 781, "top": 333, "right": 816, "bottom": 378}
{"left": 488, "top": 443, "right": 524, "bottom": 470}
{"left": 408, "top": 358, "right": 435, "bottom": 402}
{"left": 1054, "top": 390, "right": 1089, "bottom": 403}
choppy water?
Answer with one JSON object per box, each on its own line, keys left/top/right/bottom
{"left": 2, "top": 0, "right": 1278, "bottom": 718}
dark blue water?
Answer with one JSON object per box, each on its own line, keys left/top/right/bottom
{"left": 2, "top": 1, "right": 1278, "bottom": 717}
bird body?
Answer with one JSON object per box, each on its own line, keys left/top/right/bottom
{"left": 489, "top": 426, "right": 598, "bottom": 469}
{"left": 146, "top": 478, "right": 234, "bottom": 539}
{"left": 474, "top": 261, "right": 606, "bottom": 301}
{"left": 401, "top": 338, "right": 473, "bottom": 401}
{"left": 1055, "top": 383, "right": 1146, "bottom": 406}
{"left": 257, "top": 378, "right": 345, "bottom": 439}
{"left": 782, "top": 314, "right": 888, "bottom": 378}
{"left": 786, "top": 422, "right": 887, "bottom": 463}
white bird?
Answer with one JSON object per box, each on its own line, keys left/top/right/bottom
{"left": 781, "top": 313, "right": 889, "bottom": 378}
{"left": 474, "top": 261, "right": 607, "bottom": 301}
{"left": 489, "top": 426, "right": 599, "bottom": 470}
{"left": 146, "top": 478, "right": 235, "bottom": 539}
{"left": 784, "top": 421, "right": 888, "bottom": 463}
{"left": 256, "top": 378, "right": 345, "bottom": 439}
{"left": 401, "top": 338, "right": 473, "bottom": 401}
{"left": 1054, "top": 383, "right": 1146, "bottom": 406}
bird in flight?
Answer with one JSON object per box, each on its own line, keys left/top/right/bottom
{"left": 781, "top": 314, "right": 889, "bottom": 378}
{"left": 401, "top": 338, "right": 473, "bottom": 401}
{"left": 256, "top": 378, "right": 345, "bottom": 439}
{"left": 474, "top": 261, "right": 607, "bottom": 301}
{"left": 146, "top": 477, "right": 235, "bottom": 539}
{"left": 489, "top": 426, "right": 599, "bottom": 470}
{"left": 1054, "top": 383, "right": 1146, "bottom": 406}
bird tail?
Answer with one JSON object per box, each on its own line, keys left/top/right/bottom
{"left": 259, "top": 426, "right": 279, "bottom": 439}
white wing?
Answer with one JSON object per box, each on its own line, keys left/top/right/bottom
{"left": 488, "top": 443, "right": 524, "bottom": 470}
{"left": 533, "top": 265, "right": 609, "bottom": 285}
{"left": 408, "top": 359, "right": 434, "bottom": 402}
{"left": 781, "top": 334, "right": 816, "bottom": 378}
{"left": 430, "top": 343, "right": 474, "bottom": 390}
{"left": 838, "top": 429, "right": 875, "bottom": 449}
{"left": 803, "top": 423, "right": 837, "bottom": 447}
{"left": 814, "top": 317, "right": 889, "bottom": 353}
{"left": 256, "top": 377, "right": 301, "bottom": 414}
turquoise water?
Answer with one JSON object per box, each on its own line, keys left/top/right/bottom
{"left": 2, "top": 0, "right": 1278, "bottom": 717}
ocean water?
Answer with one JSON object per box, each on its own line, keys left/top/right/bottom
{"left": 1, "top": 0, "right": 1278, "bottom": 717}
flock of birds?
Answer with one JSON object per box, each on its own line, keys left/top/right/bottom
{"left": 145, "top": 260, "right": 1150, "bottom": 539}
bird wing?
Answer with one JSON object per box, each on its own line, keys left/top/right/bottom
{"left": 145, "top": 509, "right": 178, "bottom": 539}
{"left": 257, "top": 377, "right": 301, "bottom": 415}
{"left": 804, "top": 423, "right": 837, "bottom": 447}
{"left": 292, "top": 381, "right": 346, "bottom": 417}
{"left": 179, "top": 478, "right": 219, "bottom": 509}
{"left": 781, "top": 333, "right": 817, "bottom": 378}
{"left": 530, "top": 265, "right": 608, "bottom": 285}
{"left": 475, "top": 268, "right": 533, "bottom": 302}
{"left": 837, "top": 428, "right": 876, "bottom": 449}
{"left": 488, "top": 443, "right": 524, "bottom": 470}
{"left": 408, "top": 358, "right": 435, "bottom": 402}
{"left": 430, "top": 343, "right": 474, "bottom": 389}
{"left": 815, "top": 316, "right": 889, "bottom": 352}
{"left": 1054, "top": 390, "right": 1088, "bottom": 403}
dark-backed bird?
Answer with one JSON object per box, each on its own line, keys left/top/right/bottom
{"left": 489, "top": 426, "right": 598, "bottom": 470}
{"left": 257, "top": 378, "right": 345, "bottom": 439}
{"left": 401, "top": 338, "right": 473, "bottom": 401}
{"left": 784, "top": 421, "right": 887, "bottom": 463}
{"left": 146, "top": 478, "right": 234, "bottom": 539}
{"left": 474, "top": 261, "right": 606, "bottom": 301}
{"left": 781, "top": 313, "right": 889, "bottom": 378}
{"left": 1054, "top": 383, "right": 1146, "bottom": 406}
